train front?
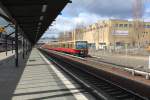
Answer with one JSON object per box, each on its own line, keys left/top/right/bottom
{"left": 75, "top": 41, "right": 88, "bottom": 57}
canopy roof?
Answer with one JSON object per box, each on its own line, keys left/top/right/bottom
{"left": 0, "top": 0, "right": 71, "bottom": 44}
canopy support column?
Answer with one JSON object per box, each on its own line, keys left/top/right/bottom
{"left": 5, "top": 37, "right": 7, "bottom": 56}
{"left": 15, "top": 24, "right": 18, "bottom": 67}
{"left": 12, "top": 40, "right": 13, "bottom": 53}
{"left": 22, "top": 36, "right": 25, "bottom": 59}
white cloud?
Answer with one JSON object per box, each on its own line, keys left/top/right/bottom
{"left": 42, "top": 12, "right": 109, "bottom": 38}
{"left": 42, "top": 0, "right": 150, "bottom": 38}
{"left": 62, "top": 0, "right": 132, "bottom": 18}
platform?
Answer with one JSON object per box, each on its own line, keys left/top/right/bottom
{"left": 11, "top": 49, "right": 93, "bottom": 100}
{"left": 0, "top": 50, "right": 15, "bottom": 60}
{"left": 0, "top": 51, "right": 29, "bottom": 100}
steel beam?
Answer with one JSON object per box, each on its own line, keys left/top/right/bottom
{"left": 5, "top": 36, "right": 7, "bottom": 56}
{"left": 12, "top": 40, "right": 13, "bottom": 53}
{"left": 26, "top": 40, "right": 27, "bottom": 55}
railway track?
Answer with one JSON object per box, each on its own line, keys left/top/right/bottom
{"left": 41, "top": 50, "right": 148, "bottom": 100}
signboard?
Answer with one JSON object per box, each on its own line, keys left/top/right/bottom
{"left": 112, "top": 30, "right": 128, "bottom": 36}
{"left": 0, "top": 27, "right": 5, "bottom": 32}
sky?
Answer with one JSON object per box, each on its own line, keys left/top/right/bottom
{"left": 0, "top": 17, "right": 15, "bottom": 35}
{"left": 42, "top": 0, "right": 150, "bottom": 38}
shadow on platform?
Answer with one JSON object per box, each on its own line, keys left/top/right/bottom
{"left": 0, "top": 52, "right": 30, "bottom": 100}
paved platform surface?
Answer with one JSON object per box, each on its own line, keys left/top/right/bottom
{"left": 12, "top": 49, "right": 94, "bottom": 100}
{"left": 0, "top": 50, "right": 29, "bottom": 100}
{"left": 0, "top": 50, "right": 15, "bottom": 60}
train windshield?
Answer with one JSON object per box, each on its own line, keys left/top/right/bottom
{"left": 76, "top": 41, "right": 87, "bottom": 49}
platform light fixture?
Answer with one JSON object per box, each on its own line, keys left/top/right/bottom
{"left": 41, "top": 5, "right": 48, "bottom": 13}
{"left": 40, "top": 16, "right": 44, "bottom": 21}
{"left": 37, "top": 26, "right": 40, "bottom": 30}
{"left": 38, "top": 22, "right": 42, "bottom": 26}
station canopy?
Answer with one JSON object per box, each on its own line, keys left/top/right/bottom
{"left": 0, "top": 0, "right": 71, "bottom": 44}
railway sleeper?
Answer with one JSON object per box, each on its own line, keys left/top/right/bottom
{"left": 41, "top": 49, "right": 148, "bottom": 100}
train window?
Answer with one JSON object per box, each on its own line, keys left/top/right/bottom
{"left": 70, "top": 43, "right": 73, "bottom": 48}
{"left": 68, "top": 44, "right": 70, "bottom": 48}
{"left": 64, "top": 44, "right": 67, "bottom": 48}
{"left": 76, "top": 41, "right": 88, "bottom": 49}
{"left": 63, "top": 44, "right": 65, "bottom": 48}
{"left": 65, "top": 44, "right": 67, "bottom": 48}
{"left": 67, "top": 44, "right": 69, "bottom": 48}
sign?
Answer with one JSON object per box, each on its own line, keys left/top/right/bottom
{"left": 112, "top": 30, "right": 128, "bottom": 35}
{"left": 0, "top": 27, "right": 5, "bottom": 32}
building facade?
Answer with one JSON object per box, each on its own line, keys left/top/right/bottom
{"left": 81, "top": 19, "right": 150, "bottom": 50}
{"left": 58, "top": 19, "right": 150, "bottom": 50}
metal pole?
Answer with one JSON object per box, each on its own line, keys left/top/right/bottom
{"left": 25, "top": 40, "right": 27, "bottom": 55}
{"left": 22, "top": 37, "right": 25, "bottom": 59}
{"left": 12, "top": 40, "right": 13, "bottom": 53}
{"left": 5, "top": 36, "right": 7, "bottom": 56}
{"left": 148, "top": 56, "right": 150, "bottom": 69}
{"left": 15, "top": 24, "right": 18, "bottom": 67}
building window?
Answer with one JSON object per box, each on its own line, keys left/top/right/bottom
{"left": 144, "top": 25, "right": 150, "bottom": 28}
{"left": 147, "top": 25, "right": 150, "bottom": 28}
{"left": 146, "top": 25, "right": 149, "bottom": 28}
{"left": 119, "top": 24, "right": 123, "bottom": 28}
{"left": 112, "top": 24, "right": 116, "bottom": 28}
{"left": 115, "top": 24, "right": 118, "bottom": 27}
{"left": 124, "top": 24, "right": 128, "bottom": 28}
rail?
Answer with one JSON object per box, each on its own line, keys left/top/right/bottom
{"left": 40, "top": 48, "right": 150, "bottom": 80}
{"left": 39, "top": 48, "right": 149, "bottom": 100}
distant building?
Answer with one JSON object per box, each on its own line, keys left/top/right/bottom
{"left": 38, "top": 37, "right": 58, "bottom": 44}
{"left": 81, "top": 19, "right": 150, "bottom": 50}
{"left": 57, "top": 19, "right": 150, "bottom": 50}
{"left": 58, "top": 31, "right": 72, "bottom": 42}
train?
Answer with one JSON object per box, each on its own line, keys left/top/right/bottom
{"left": 42, "top": 40, "right": 88, "bottom": 57}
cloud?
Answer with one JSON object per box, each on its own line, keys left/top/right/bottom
{"left": 42, "top": 0, "right": 150, "bottom": 38}
{"left": 43, "top": 12, "right": 107, "bottom": 38}
{"left": 62, "top": 0, "right": 133, "bottom": 18}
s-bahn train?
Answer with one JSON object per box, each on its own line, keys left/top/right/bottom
{"left": 42, "top": 41, "right": 88, "bottom": 57}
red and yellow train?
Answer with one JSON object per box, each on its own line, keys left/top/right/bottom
{"left": 42, "top": 41, "right": 88, "bottom": 57}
